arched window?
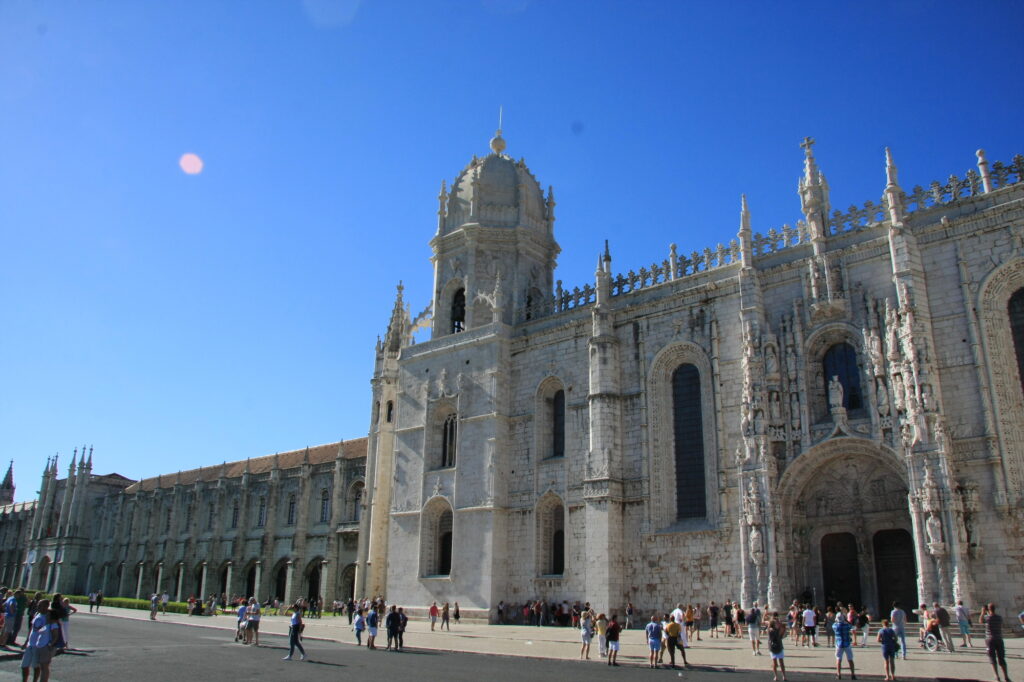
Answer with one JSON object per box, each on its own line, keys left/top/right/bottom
{"left": 386, "top": 401, "right": 394, "bottom": 423}
{"left": 351, "top": 482, "right": 364, "bottom": 522}
{"left": 823, "top": 343, "right": 863, "bottom": 411}
{"left": 550, "top": 504, "right": 565, "bottom": 574}
{"left": 673, "top": 364, "right": 705, "bottom": 520}
{"left": 450, "top": 288, "right": 466, "bottom": 334}
{"left": 1009, "top": 288, "right": 1024, "bottom": 396}
{"left": 552, "top": 390, "right": 565, "bottom": 458}
{"left": 319, "top": 489, "right": 330, "bottom": 523}
{"left": 437, "top": 509, "right": 453, "bottom": 575}
{"left": 441, "top": 414, "right": 458, "bottom": 468}
{"left": 231, "top": 503, "right": 239, "bottom": 529}
{"left": 286, "top": 494, "right": 297, "bottom": 525}
{"left": 256, "top": 497, "right": 267, "bottom": 528}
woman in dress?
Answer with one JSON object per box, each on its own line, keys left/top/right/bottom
{"left": 579, "top": 608, "right": 594, "bottom": 659}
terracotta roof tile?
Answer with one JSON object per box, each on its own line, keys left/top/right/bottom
{"left": 124, "top": 438, "right": 366, "bottom": 494}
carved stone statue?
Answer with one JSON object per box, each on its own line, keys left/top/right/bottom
{"left": 769, "top": 392, "right": 782, "bottom": 421}
{"left": 749, "top": 525, "right": 766, "bottom": 566}
{"left": 790, "top": 393, "right": 801, "bottom": 430}
{"left": 828, "top": 376, "right": 844, "bottom": 409}
{"left": 786, "top": 345, "right": 798, "bottom": 380}
{"left": 926, "top": 511, "right": 943, "bottom": 545}
{"left": 893, "top": 373, "right": 906, "bottom": 411}
{"left": 876, "top": 380, "right": 890, "bottom": 416}
{"left": 765, "top": 345, "right": 778, "bottom": 376}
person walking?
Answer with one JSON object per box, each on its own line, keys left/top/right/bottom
{"left": 802, "top": 603, "right": 818, "bottom": 647}
{"left": 428, "top": 601, "right": 439, "bottom": 631}
{"left": 645, "top": 615, "right": 663, "bottom": 669}
{"left": 606, "top": 614, "right": 621, "bottom": 666}
{"left": 87, "top": 592, "right": 96, "bottom": 614}
{"left": 954, "top": 600, "right": 973, "bottom": 648}
{"left": 889, "top": 602, "right": 908, "bottom": 659}
{"left": 282, "top": 600, "right": 306, "bottom": 661}
{"left": 877, "top": 619, "right": 899, "bottom": 681}
{"left": 933, "top": 602, "right": 955, "bottom": 652}
{"left": 161, "top": 592, "right": 169, "bottom": 614}
{"left": 983, "top": 603, "right": 1010, "bottom": 682}
{"left": 149, "top": 593, "right": 159, "bottom": 620}
{"left": 441, "top": 602, "right": 451, "bottom": 631}
{"left": 453, "top": 602, "right": 460, "bottom": 626}
{"left": 833, "top": 606, "right": 856, "bottom": 680}
{"left": 767, "top": 613, "right": 787, "bottom": 682}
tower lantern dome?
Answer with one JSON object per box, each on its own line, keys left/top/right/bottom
{"left": 441, "top": 131, "right": 549, "bottom": 236}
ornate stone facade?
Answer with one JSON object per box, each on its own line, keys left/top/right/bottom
{"left": 356, "top": 131, "right": 1024, "bottom": 620}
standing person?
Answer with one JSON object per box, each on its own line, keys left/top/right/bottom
{"left": 441, "top": 602, "right": 451, "bottom": 631}
{"left": 833, "top": 606, "right": 856, "bottom": 680}
{"left": 346, "top": 598, "right": 355, "bottom": 625}
{"left": 385, "top": 605, "right": 400, "bottom": 651}
{"left": 429, "top": 601, "right": 439, "bottom": 631}
{"left": 453, "top": 601, "right": 461, "bottom": 626}
{"left": 496, "top": 600, "right": 505, "bottom": 625}
{"left": 983, "top": 603, "right": 1010, "bottom": 682}
{"left": 747, "top": 601, "right": 763, "bottom": 655}
{"left": 625, "top": 602, "right": 634, "bottom": 630}
{"left": 606, "top": 614, "right": 621, "bottom": 666}
{"left": 161, "top": 592, "right": 169, "bottom": 614}
{"left": 645, "top": 615, "right": 663, "bottom": 669}
{"left": 708, "top": 601, "right": 720, "bottom": 638}
{"left": 767, "top": 613, "right": 787, "bottom": 682}
{"left": 1, "top": 590, "right": 17, "bottom": 648}
{"left": 595, "top": 612, "right": 608, "bottom": 658}
{"left": 95, "top": 591, "right": 103, "bottom": 613}
{"left": 802, "top": 603, "right": 818, "bottom": 647}
{"left": 889, "top": 602, "right": 908, "bottom": 659}
{"left": 57, "top": 598, "right": 76, "bottom": 651}
{"left": 366, "top": 604, "right": 379, "bottom": 650}
{"left": 246, "top": 597, "right": 261, "bottom": 647}
{"left": 723, "top": 600, "right": 734, "bottom": 638}
{"left": 684, "top": 604, "right": 695, "bottom": 642}
{"left": 397, "top": 607, "right": 408, "bottom": 651}
{"left": 149, "top": 593, "right": 159, "bottom": 620}
{"left": 664, "top": 614, "right": 682, "bottom": 668}
{"left": 353, "top": 609, "right": 365, "bottom": 646}
{"left": 693, "top": 603, "right": 703, "bottom": 642}
{"left": 848, "top": 604, "right": 860, "bottom": 646}
{"left": 579, "top": 608, "right": 594, "bottom": 660}
{"left": 933, "top": 602, "right": 955, "bottom": 652}
{"left": 282, "top": 600, "right": 306, "bottom": 661}
{"left": 235, "top": 600, "right": 248, "bottom": 643}
{"left": 87, "top": 592, "right": 96, "bottom": 614}
{"left": 955, "top": 600, "right": 973, "bottom": 648}
{"left": 19, "top": 598, "right": 55, "bottom": 682}
{"left": 877, "top": 619, "right": 898, "bottom": 681}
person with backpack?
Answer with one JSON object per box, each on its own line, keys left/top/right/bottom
{"left": 767, "top": 612, "right": 787, "bottom": 682}
{"left": 877, "top": 618, "right": 899, "bottom": 680}
{"left": 747, "top": 601, "right": 763, "bottom": 655}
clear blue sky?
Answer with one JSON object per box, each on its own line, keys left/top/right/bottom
{"left": 2, "top": 0, "right": 1022, "bottom": 501}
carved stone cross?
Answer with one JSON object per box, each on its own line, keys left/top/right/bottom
{"left": 800, "top": 136, "right": 815, "bottom": 152}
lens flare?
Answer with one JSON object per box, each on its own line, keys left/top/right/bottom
{"left": 179, "top": 153, "right": 204, "bottom": 175}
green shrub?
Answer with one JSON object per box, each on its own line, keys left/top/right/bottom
{"left": 64, "top": 594, "right": 191, "bottom": 614}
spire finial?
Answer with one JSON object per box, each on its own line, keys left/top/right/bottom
{"left": 603, "top": 239, "right": 611, "bottom": 263}
{"left": 885, "top": 147, "right": 899, "bottom": 188}
{"left": 740, "top": 194, "right": 751, "bottom": 232}
{"left": 489, "top": 107, "right": 506, "bottom": 155}
{"left": 801, "top": 136, "right": 818, "bottom": 184}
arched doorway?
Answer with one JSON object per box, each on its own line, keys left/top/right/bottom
{"left": 339, "top": 564, "right": 356, "bottom": 600}
{"left": 245, "top": 563, "right": 257, "bottom": 600}
{"left": 778, "top": 440, "right": 914, "bottom": 613}
{"left": 874, "top": 529, "right": 917, "bottom": 620}
{"left": 273, "top": 562, "right": 288, "bottom": 602}
{"left": 192, "top": 564, "right": 205, "bottom": 599}
{"left": 306, "top": 560, "right": 321, "bottom": 602}
{"left": 822, "top": 533, "right": 861, "bottom": 606}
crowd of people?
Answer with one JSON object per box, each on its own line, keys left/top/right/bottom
{"left": 0, "top": 586, "right": 78, "bottom": 682}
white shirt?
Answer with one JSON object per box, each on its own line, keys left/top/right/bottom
{"left": 671, "top": 608, "right": 685, "bottom": 624}
{"left": 803, "top": 609, "right": 816, "bottom": 627}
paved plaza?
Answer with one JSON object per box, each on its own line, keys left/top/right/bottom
{"left": 5, "top": 606, "right": 1014, "bottom": 681}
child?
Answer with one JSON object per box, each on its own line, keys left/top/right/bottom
{"left": 353, "top": 608, "right": 365, "bottom": 646}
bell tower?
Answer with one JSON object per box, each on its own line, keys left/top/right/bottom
{"left": 430, "top": 128, "right": 560, "bottom": 336}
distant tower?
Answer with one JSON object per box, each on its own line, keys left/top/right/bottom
{"left": 0, "top": 461, "right": 13, "bottom": 505}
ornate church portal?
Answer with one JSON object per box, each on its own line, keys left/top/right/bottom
{"left": 776, "top": 442, "right": 917, "bottom": 615}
